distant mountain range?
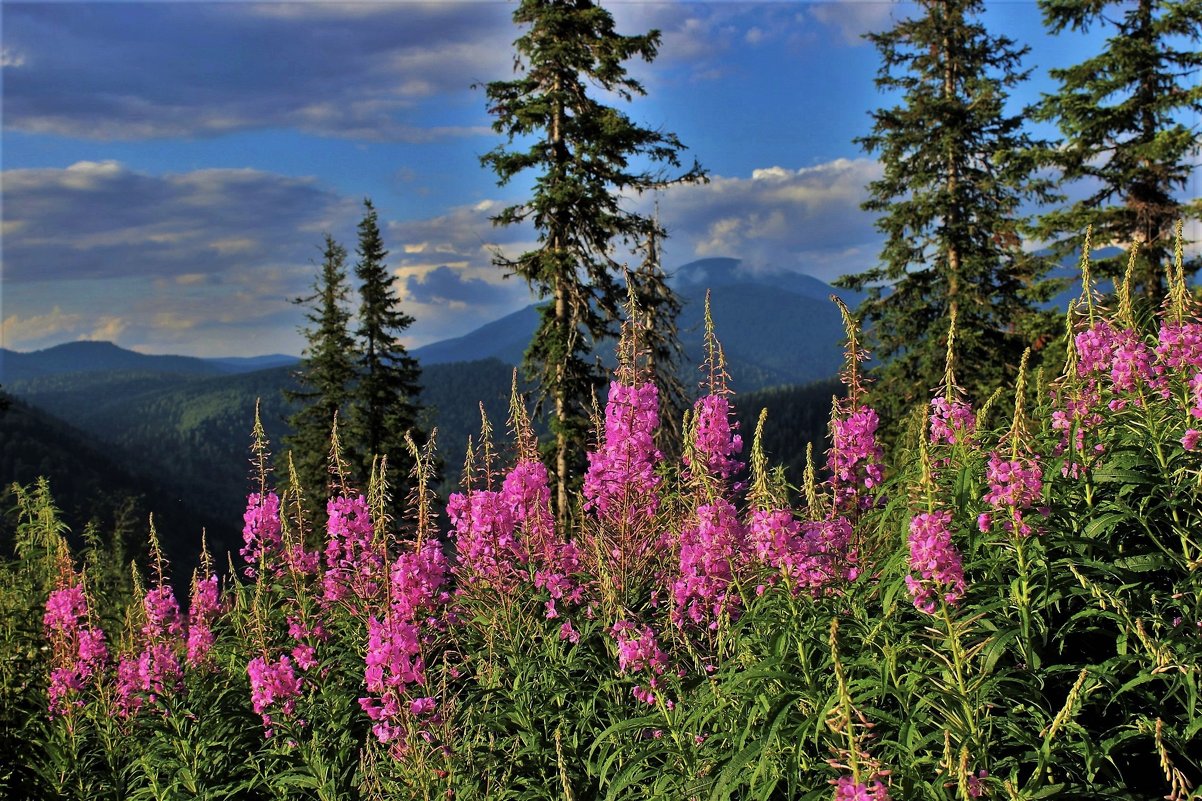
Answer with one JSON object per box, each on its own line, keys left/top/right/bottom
{"left": 414, "top": 258, "right": 862, "bottom": 391}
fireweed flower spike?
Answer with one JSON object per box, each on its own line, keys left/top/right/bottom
{"left": 828, "top": 296, "right": 884, "bottom": 514}
{"left": 247, "top": 654, "right": 302, "bottom": 736}
{"left": 241, "top": 491, "right": 282, "bottom": 578}
{"left": 981, "top": 351, "right": 1048, "bottom": 537}
{"left": 44, "top": 566, "right": 109, "bottom": 718}
{"left": 323, "top": 493, "right": 384, "bottom": 606}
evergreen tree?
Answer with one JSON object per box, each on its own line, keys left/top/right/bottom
{"left": 835, "top": 0, "right": 1054, "bottom": 430}
{"left": 284, "top": 234, "right": 358, "bottom": 506}
{"left": 480, "top": 0, "right": 705, "bottom": 523}
{"left": 349, "top": 199, "right": 426, "bottom": 499}
{"left": 1033, "top": 0, "right": 1202, "bottom": 298}
{"left": 630, "top": 222, "right": 688, "bottom": 458}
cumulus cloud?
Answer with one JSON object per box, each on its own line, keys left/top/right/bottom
{"left": 643, "top": 158, "right": 884, "bottom": 284}
{"left": 807, "top": 2, "right": 896, "bottom": 45}
{"left": 1, "top": 2, "right": 511, "bottom": 141}
{"left": 2, "top": 160, "right": 354, "bottom": 283}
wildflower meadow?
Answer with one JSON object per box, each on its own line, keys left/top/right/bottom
{"left": 3, "top": 239, "right": 1201, "bottom": 800}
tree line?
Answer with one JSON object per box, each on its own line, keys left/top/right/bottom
{"left": 287, "top": 0, "right": 1200, "bottom": 521}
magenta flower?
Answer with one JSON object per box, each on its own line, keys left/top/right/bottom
{"left": 929, "top": 396, "right": 975, "bottom": 447}
{"left": 612, "top": 620, "right": 671, "bottom": 704}
{"left": 829, "top": 406, "right": 884, "bottom": 512}
{"left": 359, "top": 539, "right": 449, "bottom": 751}
{"left": 672, "top": 498, "right": 747, "bottom": 628}
{"left": 43, "top": 583, "right": 108, "bottom": 717}
{"left": 904, "top": 510, "right": 966, "bottom": 614}
{"left": 833, "top": 776, "right": 891, "bottom": 801}
{"left": 323, "top": 494, "right": 384, "bottom": 606}
{"left": 247, "top": 654, "right": 302, "bottom": 735}
{"left": 1156, "top": 321, "right": 1202, "bottom": 373}
{"left": 981, "top": 452, "right": 1046, "bottom": 537}
{"left": 686, "top": 393, "right": 743, "bottom": 482}
{"left": 240, "top": 492, "right": 282, "bottom": 576}
{"left": 584, "top": 381, "right": 664, "bottom": 525}
{"left": 186, "top": 574, "right": 221, "bottom": 667}
{"left": 447, "top": 488, "right": 522, "bottom": 588}
{"left": 747, "top": 509, "right": 856, "bottom": 592}
{"left": 1183, "top": 429, "right": 1201, "bottom": 451}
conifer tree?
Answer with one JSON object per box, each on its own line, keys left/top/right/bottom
{"left": 836, "top": 0, "right": 1053, "bottom": 431}
{"left": 630, "top": 222, "right": 688, "bottom": 458}
{"left": 349, "top": 199, "right": 426, "bottom": 497}
{"left": 284, "top": 235, "right": 358, "bottom": 506}
{"left": 1032, "top": 0, "right": 1201, "bottom": 298}
{"left": 480, "top": 0, "right": 705, "bottom": 523}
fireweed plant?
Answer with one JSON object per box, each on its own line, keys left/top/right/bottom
{"left": 5, "top": 235, "right": 1202, "bottom": 800}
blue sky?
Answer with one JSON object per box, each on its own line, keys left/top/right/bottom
{"left": 0, "top": 1, "right": 1194, "bottom": 358}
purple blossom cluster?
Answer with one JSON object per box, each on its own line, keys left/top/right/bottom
{"left": 583, "top": 381, "right": 664, "bottom": 526}
{"left": 686, "top": 394, "right": 743, "bottom": 482}
{"left": 186, "top": 573, "right": 221, "bottom": 667}
{"left": 1074, "top": 321, "right": 1164, "bottom": 411}
{"left": 672, "top": 499, "right": 747, "bottom": 628}
{"left": 833, "top": 776, "right": 892, "bottom": 801}
{"left": 447, "top": 487, "right": 525, "bottom": 589}
{"left": 247, "top": 654, "right": 302, "bottom": 736}
{"left": 829, "top": 406, "right": 884, "bottom": 512}
{"left": 612, "top": 620, "right": 670, "bottom": 705}
{"left": 697, "top": 394, "right": 744, "bottom": 479}
{"left": 929, "top": 397, "right": 975, "bottom": 447}
{"left": 115, "top": 580, "right": 187, "bottom": 717}
{"left": 240, "top": 491, "right": 282, "bottom": 576}
{"left": 323, "top": 494, "right": 383, "bottom": 606}
{"left": 43, "top": 583, "right": 108, "bottom": 717}
{"left": 359, "top": 539, "right": 449, "bottom": 749}
{"left": 747, "top": 509, "right": 856, "bottom": 593}
{"left": 979, "top": 453, "right": 1045, "bottom": 537}
{"left": 1156, "top": 321, "right": 1202, "bottom": 372}
{"left": 904, "top": 510, "right": 965, "bottom": 614}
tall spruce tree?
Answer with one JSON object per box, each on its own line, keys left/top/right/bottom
{"left": 631, "top": 222, "right": 688, "bottom": 458}
{"left": 836, "top": 0, "right": 1053, "bottom": 430}
{"left": 1033, "top": 0, "right": 1201, "bottom": 298}
{"left": 349, "top": 199, "right": 426, "bottom": 498}
{"left": 285, "top": 235, "right": 359, "bottom": 505}
{"left": 480, "top": 0, "right": 705, "bottom": 523}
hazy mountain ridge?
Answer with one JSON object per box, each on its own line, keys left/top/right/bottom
{"left": 414, "top": 259, "right": 859, "bottom": 390}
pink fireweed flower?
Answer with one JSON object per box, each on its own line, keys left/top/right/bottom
{"left": 833, "top": 776, "right": 891, "bottom": 801}
{"left": 122, "top": 583, "right": 185, "bottom": 708}
{"left": 1156, "top": 321, "right": 1202, "bottom": 373}
{"left": 904, "top": 510, "right": 966, "bottom": 614}
{"left": 446, "top": 488, "right": 523, "bottom": 589}
{"left": 612, "top": 620, "right": 669, "bottom": 705}
{"left": 1075, "top": 321, "right": 1120, "bottom": 378}
{"left": 672, "top": 498, "right": 747, "bottom": 628}
{"left": 114, "top": 655, "right": 145, "bottom": 718}
{"left": 247, "top": 654, "right": 302, "bottom": 735}
{"left": 359, "top": 539, "right": 449, "bottom": 750}
{"left": 747, "top": 510, "right": 856, "bottom": 593}
{"left": 686, "top": 393, "right": 744, "bottom": 482}
{"left": 241, "top": 492, "right": 282, "bottom": 576}
{"left": 1075, "top": 321, "right": 1161, "bottom": 402}
{"left": 1183, "top": 429, "right": 1201, "bottom": 451}
{"left": 929, "top": 396, "right": 975, "bottom": 447}
{"left": 584, "top": 381, "right": 664, "bottom": 525}
{"left": 503, "top": 459, "right": 556, "bottom": 554}
{"left": 501, "top": 458, "right": 583, "bottom": 604}
{"left": 186, "top": 574, "right": 221, "bottom": 667}
{"left": 323, "top": 494, "right": 384, "bottom": 606}
{"left": 43, "top": 584, "right": 108, "bottom": 717}
{"left": 829, "top": 406, "right": 884, "bottom": 512}
{"left": 981, "top": 452, "right": 1046, "bottom": 537}
{"left": 1188, "top": 373, "right": 1202, "bottom": 419}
